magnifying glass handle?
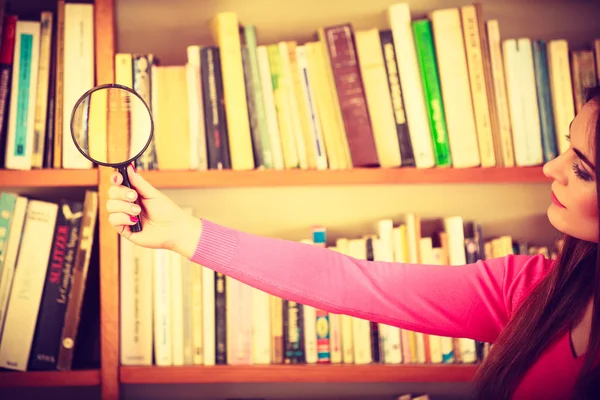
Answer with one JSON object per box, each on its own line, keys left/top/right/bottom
{"left": 118, "top": 164, "right": 142, "bottom": 233}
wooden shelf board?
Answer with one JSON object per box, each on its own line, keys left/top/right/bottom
{"left": 142, "top": 167, "right": 550, "bottom": 189}
{"left": 0, "top": 369, "right": 101, "bottom": 388}
{"left": 0, "top": 169, "right": 98, "bottom": 188}
{"left": 120, "top": 364, "right": 478, "bottom": 384}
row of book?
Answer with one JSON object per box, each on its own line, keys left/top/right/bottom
{"left": 0, "top": 190, "right": 100, "bottom": 372}
{"left": 0, "top": 1, "right": 94, "bottom": 171}
{"left": 88, "top": 3, "right": 600, "bottom": 173}
{"left": 2, "top": 2, "right": 599, "bottom": 173}
{"left": 120, "top": 211, "right": 559, "bottom": 367}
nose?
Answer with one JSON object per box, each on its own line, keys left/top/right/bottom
{"left": 543, "top": 154, "right": 568, "bottom": 185}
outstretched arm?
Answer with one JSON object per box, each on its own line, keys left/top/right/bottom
{"left": 105, "top": 166, "right": 554, "bottom": 345}
{"left": 179, "top": 218, "right": 554, "bottom": 344}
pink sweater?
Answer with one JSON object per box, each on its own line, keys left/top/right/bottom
{"left": 191, "top": 219, "right": 591, "bottom": 399}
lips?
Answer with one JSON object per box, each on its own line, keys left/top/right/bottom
{"left": 552, "top": 192, "right": 566, "bottom": 208}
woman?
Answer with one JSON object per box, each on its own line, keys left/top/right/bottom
{"left": 106, "top": 86, "right": 600, "bottom": 399}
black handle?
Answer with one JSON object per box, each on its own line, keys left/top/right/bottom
{"left": 118, "top": 164, "right": 142, "bottom": 233}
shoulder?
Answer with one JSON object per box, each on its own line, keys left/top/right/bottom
{"left": 500, "top": 253, "right": 555, "bottom": 316}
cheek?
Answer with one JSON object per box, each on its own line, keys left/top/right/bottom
{"left": 574, "top": 189, "right": 598, "bottom": 219}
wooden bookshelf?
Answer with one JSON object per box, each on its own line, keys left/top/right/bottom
{"left": 0, "top": 169, "right": 98, "bottom": 188}
{"left": 120, "top": 364, "right": 478, "bottom": 384}
{"left": 142, "top": 166, "right": 550, "bottom": 189}
{"left": 83, "top": 0, "right": 600, "bottom": 400}
{"left": 0, "top": 370, "right": 101, "bottom": 388}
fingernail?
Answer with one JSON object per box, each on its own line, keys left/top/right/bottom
{"left": 130, "top": 215, "right": 138, "bottom": 222}
{"left": 113, "top": 175, "right": 118, "bottom": 183}
{"left": 130, "top": 162, "right": 137, "bottom": 173}
{"left": 127, "top": 191, "right": 136, "bottom": 200}
{"left": 131, "top": 204, "right": 141, "bottom": 213}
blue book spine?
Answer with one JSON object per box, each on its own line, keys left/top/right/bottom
{"left": 532, "top": 40, "right": 558, "bottom": 162}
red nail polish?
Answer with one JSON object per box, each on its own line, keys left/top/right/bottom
{"left": 113, "top": 175, "right": 118, "bottom": 183}
{"left": 130, "top": 162, "right": 136, "bottom": 173}
{"left": 130, "top": 215, "right": 138, "bottom": 222}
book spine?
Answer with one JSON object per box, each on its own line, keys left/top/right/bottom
{"left": 0, "top": 14, "right": 15, "bottom": 168}
{"left": 243, "top": 26, "right": 272, "bottom": 168}
{"left": 0, "top": 199, "right": 58, "bottom": 371}
{"left": 214, "top": 271, "right": 227, "bottom": 364}
{"left": 56, "top": 191, "right": 98, "bottom": 370}
{"left": 531, "top": 40, "right": 558, "bottom": 162}
{"left": 133, "top": 54, "right": 158, "bottom": 170}
{"left": 241, "top": 43, "right": 263, "bottom": 168}
{"left": 323, "top": 24, "right": 378, "bottom": 167}
{"left": 31, "top": 11, "right": 53, "bottom": 169}
{"left": 412, "top": 20, "right": 451, "bottom": 167}
{"left": 29, "top": 200, "right": 83, "bottom": 370}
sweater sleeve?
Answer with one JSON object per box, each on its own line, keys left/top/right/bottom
{"left": 190, "top": 219, "right": 555, "bottom": 343}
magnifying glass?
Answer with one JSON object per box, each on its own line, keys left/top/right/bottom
{"left": 70, "top": 83, "right": 154, "bottom": 232}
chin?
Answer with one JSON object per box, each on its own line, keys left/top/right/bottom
{"left": 547, "top": 207, "right": 598, "bottom": 243}
{"left": 547, "top": 206, "right": 565, "bottom": 234}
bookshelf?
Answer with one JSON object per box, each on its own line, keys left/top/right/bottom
{"left": 142, "top": 166, "right": 550, "bottom": 188}
{"left": 119, "top": 364, "right": 477, "bottom": 384}
{"left": 0, "top": 369, "right": 100, "bottom": 388}
{"left": 1, "top": 0, "right": 599, "bottom": 399}
{"left": 0, "top": 169, "right": 98, "bottom": 188}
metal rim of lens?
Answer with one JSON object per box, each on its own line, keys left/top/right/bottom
{"left": 69, "top": 83, "right": 154, "bottom": 167}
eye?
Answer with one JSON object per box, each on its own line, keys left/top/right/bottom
{"left": 572, "top": 162, "right": 593, "bottom": 182}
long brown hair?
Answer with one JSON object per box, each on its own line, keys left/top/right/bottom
{"left": 473, "top": 86, "right": 600, "bottom": 399}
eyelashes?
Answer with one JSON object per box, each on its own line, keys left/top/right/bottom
{"left": 572, "top": 162, "right": 593, "bottom": 181}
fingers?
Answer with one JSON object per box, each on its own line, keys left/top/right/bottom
{"left": 108, "top": 211, "right": 140, "bottom": 227}
{"left": 106, "top": 198, "right": 142, "bottom": 216}
{"left": 108, "top": 183, "right": 138, "bottom": 203}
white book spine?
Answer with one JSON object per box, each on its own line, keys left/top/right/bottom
{"left": 296, "top": 45, "right": 328, "bottom": 170}
{"left": 303, "top": 304, "right": 318, "bottom": 364}
{"left": 251, "top": 287, "right": 271, "bottom": 364}
{"left": 153, "top": 249, "right": 172, "bottom": 366}
{"left": 278, "top": 42, "right": 307, "bottom": 170}
{"left": 0, "top": 196, "right": 28, "bottom": 339}
{"left": 120, "top": 238, "right": 154, "bottom": 366}
{"left": 170, "top": 251, "right": 184, "bottom": 366}
{"left": 62, "top": 3, "right": 94, "bottom": 169}
{"left": 547, "top": 40, "right": 575, "bottom": 155}
{"left": 0, "top": 200, "right": 58, "bottom": 370}
{"left": 387, "top": 3, "right": 435, "bottom": 168}
{"left": 429, "top": 8, "right": 481, "bottom": 168}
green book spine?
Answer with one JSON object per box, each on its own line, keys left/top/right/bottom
{"left": 244, "top": 26, "right": 273, "bottom": 168}
{"left": 412, "top": 19, "right": 452, "bottom": 167}
{"left": 0, "top": 192, "right": 17, "bottom": 280}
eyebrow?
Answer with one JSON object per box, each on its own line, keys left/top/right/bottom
{"left": 573, "top": 148, "right": 596, "bottom": 171}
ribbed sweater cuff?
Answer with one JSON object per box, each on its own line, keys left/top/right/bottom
{"left": 191, "top": 219, "right": 239, "bottom": 269}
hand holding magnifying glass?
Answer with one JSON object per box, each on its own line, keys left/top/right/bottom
{"left": 70, "top": 83, "right": 153, "bottom": 232}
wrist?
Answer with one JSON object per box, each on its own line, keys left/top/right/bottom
{"left": 171, "top": 215, "right": 203, "bottom": 259}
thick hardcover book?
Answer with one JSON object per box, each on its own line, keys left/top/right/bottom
{"left": 322, "top": 24, "right": 379, "bottom": 167}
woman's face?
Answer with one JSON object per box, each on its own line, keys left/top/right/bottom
{"left": 543, "top": 99, "right": 599, "bottom": 243}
